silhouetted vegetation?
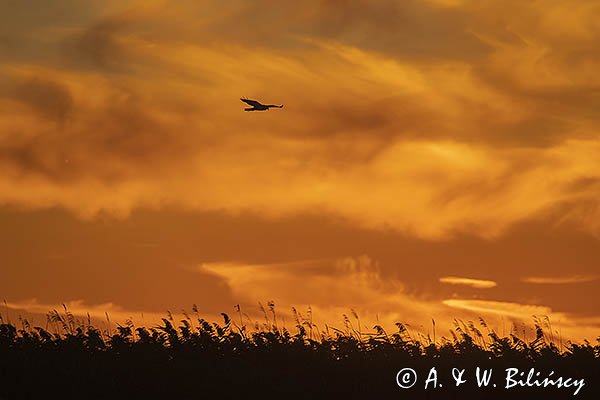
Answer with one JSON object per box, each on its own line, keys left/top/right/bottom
{"left": 0, "top": 304, "right": 598, "bottom": 399}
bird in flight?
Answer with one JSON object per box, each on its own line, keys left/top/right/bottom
{"left": 240, "top": 98, "right": 284, "bottom": 111}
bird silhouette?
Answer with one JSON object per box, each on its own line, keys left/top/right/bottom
{"left": 240, "top": 98, "right": 284, "bottom": 111}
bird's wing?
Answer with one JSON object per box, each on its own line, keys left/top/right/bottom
{"left": 240, "top": 98, "right": 262, "bottom": 107}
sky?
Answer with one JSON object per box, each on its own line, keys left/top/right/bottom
{"left": 0, "top": 0, "right": 599, "bottom": 340}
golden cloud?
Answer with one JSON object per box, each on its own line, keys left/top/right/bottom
{"left": 198, "top": 256, "right": 446, "bottom": 331}
{"left": 523, "top": 275, "right": 600, "bottom": 284}
{"left": 4, "top": 299, "right": 166, "bottom": 327}
{"left": 196, "top": 257, "right": 599, "bottom": 340}
{"left": 439, "top": 276, "right": 497, "bottom": 288}
{"left": 443, "top": 299, "right": 600, "bottom": 340}
{"left": 0, "top": 0, "right": 598, "bottom": 239}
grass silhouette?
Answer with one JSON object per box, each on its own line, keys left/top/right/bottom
{"left": 0, "top": 304, "right": 598, "bottom": 399}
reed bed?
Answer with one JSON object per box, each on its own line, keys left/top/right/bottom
{"left": 0, "top": 304, "right": 598, "bottom": 399}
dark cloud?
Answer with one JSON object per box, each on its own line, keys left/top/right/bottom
{"left": 0, "top": 0, "right": 104, "bottom": 63}
{"left": 188, "top": 0, "right": 490, "bottom": 61}
{"left": 61, "top": 17, "right": 131, "bottom": 71}
{"left": 12, "top": 77, "right": 73, "bottom": 122}
{"left": 309, "top": 0, "right": 490, "bottom": 60}
{"left": 0, "top": 77, "right": 195, "bottom": 182}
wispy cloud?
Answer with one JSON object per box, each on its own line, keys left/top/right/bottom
{"left": 444, "top": 298, "right": 599, "bottom": 325}
{"left": 197, "top": 256, "right": 449, "bottom": 332}
{"left": 197, "top": 257, "right": 599, "bottom": 340}
{"left": 0, "top": 1, "right": 599, "bottom": 239}
{"left": 443, "top": 299, "right": 556, "bottom": 319}
{"left": 4, "top": 299, "right": 165, "bottom": 325}
{"left": 522, "top": 275, "right": 599, "bottom": 284}
{"left": 442, "top": 298, "right": 600, "bottom": 339}
{"left": 439, "top": 276, "right": 497, "bottom": 288}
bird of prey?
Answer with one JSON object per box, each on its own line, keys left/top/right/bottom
{"left": 240, "top": 98, "right": 284, "bottom": 111}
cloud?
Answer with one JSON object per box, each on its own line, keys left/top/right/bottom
{"left": 196, "top": 257, "right": 599, "bottom": 340}
{"left": 65, "top": 17, "right": 129, "bottom": 71}
{"left": 4, "top": 298, "right": 167, "bottom": 326}
{"left": 198, "top": 256, "right": 397, "bottom": 308}
{"left": 11, "top": 77, "right": 73, "bottom": 122}
{"left": 443, "top": 299, "right": 600, "bottom": 339}
{"left": 0, "top": 0, "right": 598, "bottom": 239}
{"left": 439, "top": 276, "right": 497, "bottom": 288}
{"left": 198, "top": 256, "right": 448, "bottom": 331}
{"left": 443, "top": 299, "right": 557, "bottom": 319}
{"left": 523, "top": 275, "right": 599, "bottom": 284}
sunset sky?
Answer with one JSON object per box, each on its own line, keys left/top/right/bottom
{"left": 1, "top": 0, "right": 599, "bottom": 340}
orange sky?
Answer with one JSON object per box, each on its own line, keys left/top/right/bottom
{"left": 0, "top": 0, "right": 599, "bottom": 340}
